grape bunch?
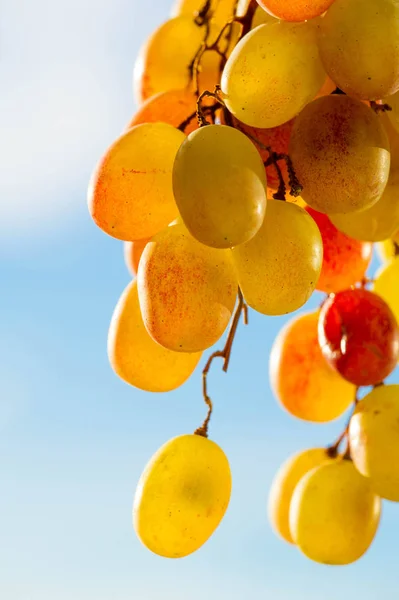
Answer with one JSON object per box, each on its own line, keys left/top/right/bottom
{"left": 88, "top": 0, "right": 399, "bottom": 565}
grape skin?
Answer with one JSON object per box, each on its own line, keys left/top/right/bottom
{"left": 221, "top": 21, "right": 326, "bottom": 129}
{"left": 290, "top": 460, "right": 381, "bottom": 565}
{"left": 138, "top": 221, "right": 238, "bottom": 353}
{"left": 269, "top": 311, "right": 355, "bottom": 422}
{"left": 108, "top": 281, "right": 201, "bottom": 392}
{"left": 124, "top": 239, "right": 150, "bottom": 277}
{"left": 134, "top": 434, "right": 232, "bottom": 558}
{"left": 257, "top": 0, "right": 336, "bottom": 22}
{"left": 173, "top": 125, "right": 267, "bottom": 249}
{"left": 374, "top": 258, "right": 399, "bottom": 325}
{"left": 349, "top": 385, "right": 399, "bottom": 502}
{"left": 289, "top": 95, "right": 391, "bottom": 215}
{"left": 232, "top": 200, "right": 323, "bottom": 316}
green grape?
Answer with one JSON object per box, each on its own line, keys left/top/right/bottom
{"left": 289, "top": 96, "right": 390, "bottom": 214}
{"left": 290, "top": 460, "right": 381, "bottom": 565}
{"left": 108, "top": 281, "right": 201, "bottom": 392}
{"left": 231, "top": 200, "right": 323, "bottom": 315}
{"left": 173, "top": 124, "right": 267, "bottom": 249}
{"left": 221, "top": 21, "right": 326, "bottom": 128}
{"left": 137, "top": 221, "right": 238, "bottom": 353}
{"left": 88, "top": 123, "right": 185, "bottom": 241}
{"left": 134, "top": 434, "right": 232, "bottom": 558}
{"left": 330, "top": 178, "right": 399, "bottom": 242}
{"left": 268, "top": 448, "right": 332, "bottom": 545}
{"left": 318, "top": 0, "right": 399, "bottom": 100}
{"left": 373, "top": 258, "right": 399, "bottom": 324}
{"left": 349, "top": 385, "right": 399, "bottom": 502}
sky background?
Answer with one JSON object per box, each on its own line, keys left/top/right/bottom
{"left": 1, "top": 1, "right": 399, "bottom": 598}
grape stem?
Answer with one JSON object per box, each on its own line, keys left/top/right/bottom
{"left": 326, "top": 388, "right": 359, "bottom": 458}
{"left": 370, "top": 100, "right": 392, "bottom": 113}
{"left": 195, "top": 288, "right": 248, "bottom": 438}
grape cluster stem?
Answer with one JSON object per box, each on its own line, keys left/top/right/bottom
{"left": 195, "top": 288, "right": 248, "bottom": 438}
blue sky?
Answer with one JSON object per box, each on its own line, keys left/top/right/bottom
{"left": 1, "top": 1, "right": 399, "bottom": 598}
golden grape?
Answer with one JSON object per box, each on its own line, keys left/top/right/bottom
{"left": 382, "top": 113, "right": 399, "bottom": 178}
{"left": 133, "top": 17, "right": 220, "bottom": 104}
{"left": 318, "top": 0, "right": 399, "bottom": 100}
{"left": 290, "top": 460, "right": 381, "bottom": 565}
{"left": 268, "top": 448, "right": 332, "bottom": 544}
{"left": 373, "top": 259, "right": 399, "bottom": 324}
{"left": 376, "top": 231, "right": 399, "bottom": 264}
{"left": 349, "top": 385, "right": 399, "bottom": 502}
{"left": 232, "top": 200, "right": 322, "bottom": 316}
{"left": 252, "top": 6, "right": 277, "bottom": 27}
{"left": 108, "top": 281, "right": 201, "bottom": 392}
{"left": 221, "top": 21, "right": 326, "bottom": 128}
{"left": 269, "top": 311, "right": 355, "bottom": 422}
{"left": 330, "top": 179, "right": 399, "bottom": 242}
{"left": 88, "top": 123, "right": 185, "bottom": 241}
{"left": 257, "top": 0, "right": 335, "bottom": 22}
{"left": 138, "top": 221, "right": 237, "bottom": 352}
{"left": 173, "top": 125, "right": 267, "bottom": 249}
{"left": 289, "top": 96, "right": 390, "bottom": 214}
{"left": 134, "top": 434, "right": 231, "bottom": 558}
{"left": 124, "top": 239, "right": 150, "bottom": 277}
{"left": 127, "top": 89, "right": 198, "bottom": 135}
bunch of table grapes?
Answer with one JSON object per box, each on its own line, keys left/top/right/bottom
{"left": 88, "top": 0, "right": 399, "bottom": 565}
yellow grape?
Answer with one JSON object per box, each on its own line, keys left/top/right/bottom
{"left": 137, "top": 221, "right": 237, "bottom": 353}
{"left": 318, "top": 0, "right": 399, "bottom": 100}
{"left": 268, "top": 448, "right": 332, "bottom": 544}
{"left": 108, "top": 281, "right": 201, "bottom": 392}
{"left": 330, "top": 178, "right": 399, "bottom": 242}
{"left": 171, "top": 0, "right": 237, "bottom": 22}
{"left": 134, "top": 434, "right": 231, "bottom": 558}
{"left": 289, "top": 96, "right": 390, "bottom": 214}
{"left": 385, "top": 89, "right": 399, "bottom": 133}
{"left": 349, "top": 385, "right": 399, "bottom": 502}
{"left": 173, "top": 125, "right": 267, "bottom": 249}
{"left": 269, "top": 311, "right": 355, "bottom": 422}
{"left": 88, "top": 123, "right": 185, "bottom": 241}
{"left": 252, "top": 6, "right": 277, "bottom": 27}
{"left": 221, "top": 21, "right": 326, "bottom": 128}
{"left": 376, "top": 231, "right": 399, "bottom": 263}
{"left": 133, "top": 17, "right": 220, "bottom": 104}
{"left": 382, "top": 113, "right": 399, "bottom": 178}
{"left": 231, "top": 200, "right": 322, "bottom": 315}
{"left": 373, "top": 259, "right": 399, "bottom": 324}
{"left": 290, "top": 460, "right": 381, "bottom": 565}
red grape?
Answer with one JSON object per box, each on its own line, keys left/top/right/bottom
{"left": 306, "top": 207, "right": 372, "bottom": 294}
{"left": 319, "top": 289, "right": 399, "bottom": 386}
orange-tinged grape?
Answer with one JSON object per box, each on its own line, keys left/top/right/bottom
{"left": 171, "top": 0, "right": 237, "bottom": 22}
{"left": 269, "top": 311, "right": 355, "bottom": 422}
{"left": 124, "top": 238, "right": 150, "bottom": 277}
{"left": 232, "top": 117, "right": 295, "bottom": 192}
{"left": 173, "top": 125, "right": 267, "bottom": 249}
{"left": 306, "top": 207, "right": 372, "bottom": 293}
{"left": 290, "top": 460, "right": 381, "bottom": 565}
{"left": 138, "top": 221, "right": 237, "bottom": 353}
{"left": 133, "top": 17, "right": 220, "bottom": 104}
{"left": 268, "top": 448, "right": 332, "bottom": 544}
{"left": 318, "top": 0, "right": 399, "bottom": 100}
{"left": 134, "top": 434, "right": 231, "bottom": 558}
{"left": 257, "top": 0, "right": 335, "bottom": 22}
{"left": 221, "top": 21, "right": 326, "bottom": 129}
{"left": 127, "top": 89, "right": 198, "bottom": 135}
{"left": 290, "top": 96, "right": 390, "bottom": 214}
{"left": 88, "top": 123, "right": 185, "bottom": 242}
{"left": 376, "top": 231, "right": 399, "bottom": 263}
{"left": 108, "top": 281, "right": 201, "bottom": 392}
{"left": 373, "top": 258, "right": 399, "bottom": 324}
{"left": 232, "top": 200, "right": 322, "bottom": 316}
{"left": 315, "top": 76, "right": 336, "bottom": 99}
{"left": 349, "top": 385, "right": 399, "bottom": 502}
{"left": 330, "top": 178, "right": 399, "bottom": 242}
